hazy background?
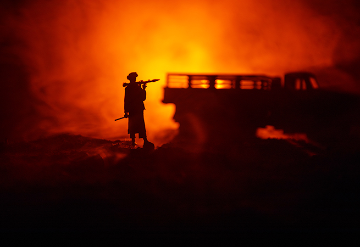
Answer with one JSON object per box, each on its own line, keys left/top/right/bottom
{"left": 1, "top": 0, "right": 360, "bottom": 145}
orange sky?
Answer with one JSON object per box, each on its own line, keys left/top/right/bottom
{"left": 1, "top": 0, "right": 359, "bottom": 144}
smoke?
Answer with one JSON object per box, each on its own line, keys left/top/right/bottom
{"left": 302, "top": 0, "right": 360, "bottom": 92}
{"left": 1, "top": 0, "right": 360, "bottom": 144}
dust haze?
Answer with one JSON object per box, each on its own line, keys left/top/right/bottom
{"left": 1, "top": 0, "right": 360, "bottom": 143}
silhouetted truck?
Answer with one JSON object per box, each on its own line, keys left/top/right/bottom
{"left": 162, "top": 72, "right": 360, "bottom": 147}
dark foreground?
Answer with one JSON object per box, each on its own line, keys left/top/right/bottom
{"left": 0, "top": 134, "right": 360, "bottom": 238}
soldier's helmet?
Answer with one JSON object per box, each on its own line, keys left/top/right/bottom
{"left": 127, "top": 72, "right": 138, "bottom": 80}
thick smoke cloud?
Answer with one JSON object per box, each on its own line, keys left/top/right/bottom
{"left": 1, "top": 0, "right": 359, "bottom": 143}
{"left": 292, "top": 0, "right": 360, "bottom": 92}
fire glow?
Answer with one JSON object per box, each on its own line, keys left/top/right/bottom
{"left": 256, "top": 125, "right": 309, "bottom": 143}
{"left": 1, "top": 0, "right": 354, "bottom": 145}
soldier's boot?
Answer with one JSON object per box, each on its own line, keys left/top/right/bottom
{"left": 143, "top": 140, "right": 155, "bottom": 151}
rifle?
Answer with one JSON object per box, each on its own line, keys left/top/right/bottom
{"left": 123, "top": 79, "right": 160, "bottom": 87}
{"left": 115, "top": 116, "right": 127, "bottom": 121}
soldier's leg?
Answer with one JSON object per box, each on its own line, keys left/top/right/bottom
{"left": 130, "top": 132, "right": 136, "bottom": 146}
{"left": 142, "top": 136, "right": 148, "bottom": 143}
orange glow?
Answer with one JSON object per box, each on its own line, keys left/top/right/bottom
{"left": 256, "top": 125, "right": 309, "bottom": 142}
{"left": 192, "top": 80, "right": 210, "bottom": 89}
{"left": 3, "top": 0, "right": 346, "bottom": 145}
{"left": 239, "top": 80, "right": 262, "bottom": 90}
{"left": 215, "top": 80, "right": 232, "bottom": 89}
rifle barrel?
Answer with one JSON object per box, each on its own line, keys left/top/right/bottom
{"left": 115, "top": 116, "right": 126, "bottom": 121}
{"left": 123, "top": 79, "right": 160, "bottom": 87}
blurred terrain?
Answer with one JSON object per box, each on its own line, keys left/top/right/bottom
{"left": 1, "top": 133, "right": 359, "bottom": 235}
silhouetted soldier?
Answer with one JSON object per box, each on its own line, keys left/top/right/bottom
{"left": 124, "top": 72, "right": 153, "bottom": 149}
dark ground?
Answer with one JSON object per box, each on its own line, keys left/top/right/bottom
{"left": 0, "top": 134, "right": 360, "bottom": 240}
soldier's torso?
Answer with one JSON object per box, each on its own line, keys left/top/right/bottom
{"left": 125, "top": 83, "right": 145, "bottom": 113}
